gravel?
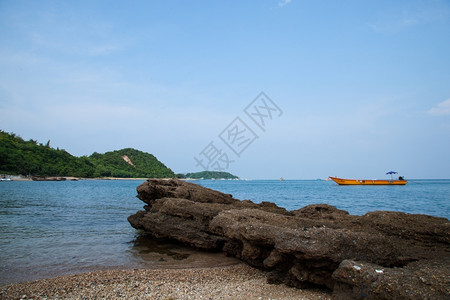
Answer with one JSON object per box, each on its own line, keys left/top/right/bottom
{"left": 0, "top": 264, "right": 331, "bottom": 299}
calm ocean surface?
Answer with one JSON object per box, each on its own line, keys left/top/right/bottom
{"left": 1, "top": 179, "right": 449, "bottom": 285}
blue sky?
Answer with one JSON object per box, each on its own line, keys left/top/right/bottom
{"left": 1, "top": 0, "right": 450, "bottom": 179}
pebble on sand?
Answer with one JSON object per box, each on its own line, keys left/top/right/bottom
{"left": 1, "top": 264, "right": 331, "bottom": 299}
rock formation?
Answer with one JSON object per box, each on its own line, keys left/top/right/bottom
{"left": 128, "top": 179, "right": 450, "bottom": 299}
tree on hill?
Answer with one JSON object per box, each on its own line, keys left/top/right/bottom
{"left": 0, "top": 130, "right": 94, "bottom": 177}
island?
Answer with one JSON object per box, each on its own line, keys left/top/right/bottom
{"left": 177, "top": 171, "right": 239, "bottom": 180}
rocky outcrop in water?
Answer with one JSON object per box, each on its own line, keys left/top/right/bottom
{"left": 128, "top": 179, "right": 450, "bottom": 299}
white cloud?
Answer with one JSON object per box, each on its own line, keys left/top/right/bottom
{"left": 368, "top": 11, "right": 420, "bottom": 34}
{"left": 429, "top": 99, "right": 450, "bottom": 116}
{"left": 368, "top": 3, "right": 450, "bottom": 35}
{"left": 278, "top": 0, "right": 292, "bottom": 7}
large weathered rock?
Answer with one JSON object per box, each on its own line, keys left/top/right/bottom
{"left": 128, "top": 179, "right": 450, "bottom": 299}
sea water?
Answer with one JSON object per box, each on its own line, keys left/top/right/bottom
{"left": 0, "top": 179, "right": 449, "bottom": 285}
{"left": 196, "top": 179, "right": 450, "bottom": 218}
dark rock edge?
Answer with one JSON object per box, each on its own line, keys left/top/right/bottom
{"left": 128, "top": 179, "right": 450, "bottom": 300}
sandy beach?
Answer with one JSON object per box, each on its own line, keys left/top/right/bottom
{"left": 0, "top": 264, "right": 331, "bottom": 300}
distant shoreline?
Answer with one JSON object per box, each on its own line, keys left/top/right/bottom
{"left": 0, "top": 175, "right": 238, "bottom": 181}
{"left": 3, "top": 175, "right": 450, "bottom": 181}
{"left": 0, "top": 175, "right": 171, "bottom": 181}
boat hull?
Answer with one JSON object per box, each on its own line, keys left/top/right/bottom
{"left": 329, "top": 177, "right": 407, "bottom": 185}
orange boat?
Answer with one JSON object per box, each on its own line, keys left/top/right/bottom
{"left": 329, "top": 176, "right": 407, "bottom": 185}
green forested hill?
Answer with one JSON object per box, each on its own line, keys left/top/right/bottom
{"left": 0, "top": 130, "right": 174, "bottom": 178}
{"left": 89, "top": 148, "right": 174, "bottom": 178}
{"left": 0, "top": 131, "right": 94, "bottom": 177}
